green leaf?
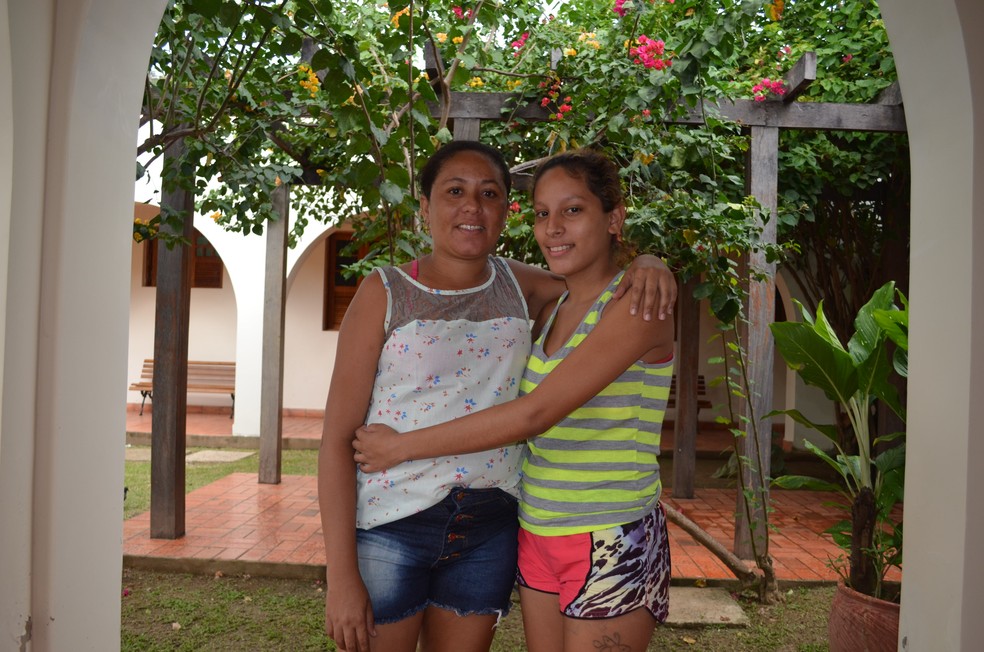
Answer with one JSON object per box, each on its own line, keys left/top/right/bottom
{"left": 379, "top": 180, "right": 404, "bottom": 204}
{"left": 765, "top": 408, "right": 840, "bottom": 444}
{"left": 773, "top": 474, "right": 845, "bottom": 494}
{"left": 770, "top": 321, "right": 858, "bottom": 404}
{"left": 189, "top": 0, "right": 222, "bottom": 18}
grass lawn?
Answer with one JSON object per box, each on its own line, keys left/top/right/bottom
{"left": 121, "top": 569, "right": 833, "bottom": 651}
{"left": 122, "top": 448, "right": 834, "bottom": 650}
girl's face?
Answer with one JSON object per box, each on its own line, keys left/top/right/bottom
{"left": 420, "top": 150, "right": 509, "bottom": 261}
{"left": 532, "top": 166, "right": 625, "bottom": 278}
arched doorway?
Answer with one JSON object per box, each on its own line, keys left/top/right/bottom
{"left": 2, "top": 1, "right": 983, "bottom": 649}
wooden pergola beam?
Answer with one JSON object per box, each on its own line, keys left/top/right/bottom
{"left": 431, "top": 91, "right": 906, "bottom": 134}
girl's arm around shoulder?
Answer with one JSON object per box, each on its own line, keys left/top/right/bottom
{"left": 353, "top": 291, "right": 674, "bottom": 472}
{"left": 504, "top": 255, "right": 678, "bottom": 323}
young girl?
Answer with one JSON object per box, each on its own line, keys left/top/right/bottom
{"left": 318, "top": 142, "right": 675, "bottom": 652}
{"left": 354, "top": 149, "right": 676, "bottom": 652}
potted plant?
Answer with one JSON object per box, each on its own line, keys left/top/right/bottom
{"left": 769, "top": 280, "right": 907, "bottom": 652}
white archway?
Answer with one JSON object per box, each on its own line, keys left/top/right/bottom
{"left": 2, "top": 1, "right": 983, "bottom": 649}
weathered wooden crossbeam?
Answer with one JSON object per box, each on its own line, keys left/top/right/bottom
{"left": 432, "top": 91, "right": 907, "bottom": 133}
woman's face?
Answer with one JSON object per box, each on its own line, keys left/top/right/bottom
{"left": 421, "top": 150, "right": 509, "bottom": 261}
{"left": 532, "top": 166, "right": 624, "bottom": 277}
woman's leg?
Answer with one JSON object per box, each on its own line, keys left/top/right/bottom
{"left": 406, "top": 489, "right": 519, "bottom": 652}
{"left": 365, "top": 612, "right": 425, "bottom": 652}
{"left": 419, "top": 607, "right": 499, "bottom": 652}
{"left": 562, "top": 608, "right": 656, "bottom": 652}
{"left": 519, "top": 586, "right": 564, "bottom": 652}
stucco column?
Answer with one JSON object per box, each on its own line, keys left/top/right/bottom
{"left": 882, "top": 1, "right": 984, "bottom": 650}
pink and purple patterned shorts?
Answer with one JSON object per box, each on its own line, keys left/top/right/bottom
{"left": 516, "top": 503, "right": 671, "bottom": 621}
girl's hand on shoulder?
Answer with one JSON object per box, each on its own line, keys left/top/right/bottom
{"left": 613, "top": 254, "right": 677, "bottom": 321}
{"left": 353, "top": 424, "right": 404, "bottom": 473}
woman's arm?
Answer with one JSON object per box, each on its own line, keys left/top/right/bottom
{"left": 353, "top": 294, "right": 674, "bottom": 472}
{"left": 318, "top": 273, "right": 388, "bottom": 652}
{"left": 507, "top": 254, "right": 677, "bottom": 323}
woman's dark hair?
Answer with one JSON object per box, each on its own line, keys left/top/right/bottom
{"left": 530, "top": 148, "right": 624, "bottom": 212}
{"left": 419, "top": 140, "right": 512, "bottom": 199}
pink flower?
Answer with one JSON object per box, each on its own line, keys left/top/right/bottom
{"left": 510, "top": 201, "right": 521, "bottom": 213}
{"left": 642, "top": 109, "right": 651, "bottom": 117}
{"left": 629, "top": 35, "right": 670, "bottom": 70}
{"left": 540, "top": 97, "right": 550, "bottom": 107}
{"left": 751, "top": 77, "right": 786, "bottom": 101}
{"left": 842, "top": 53, "right": 854, "bottom": 63}
{"left": 613, "top": 0, "right": 628, "bottom": 17}
{"left": 558, "top": 103, "right": 572, "bottom": 113}
{"left": 453, "top": 5, "right": 464, "bottom": 18}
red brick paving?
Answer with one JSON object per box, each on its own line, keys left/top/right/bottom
{"left": 124, "top": 409, "right": 902, "bottom": 585}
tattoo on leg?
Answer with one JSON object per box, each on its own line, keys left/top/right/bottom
{"left": 592, "top": 633, "right": 631, "bottom": 652}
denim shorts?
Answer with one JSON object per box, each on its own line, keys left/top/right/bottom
{"left": 356, "top": 488, "right": 519, "bottom": 624}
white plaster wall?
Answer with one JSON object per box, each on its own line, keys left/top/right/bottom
{"left": 0, "top": 0, "right": 37, "bottom": 645}
{"left": 284, "top": 236, "right": 341, "bottom": 410}
{"left": 0, "top": 1, "right": 168, "bottom": 648}
{"left": 881, "top": 0, "right": 984, "bottom": 649}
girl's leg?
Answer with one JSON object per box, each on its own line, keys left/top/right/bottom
{"left": 563, "top": 607, "right": 656, "bottom": 652}
{"left": 519, "top": 586, "right": 564, "bottom": 652}
{"left": 419, "top": 607, "right": 499, "bottom": 652}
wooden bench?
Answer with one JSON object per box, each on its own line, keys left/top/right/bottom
{"left": 129, "top": 359, "right": 236, "bottom": 418}
{"left": 667, "top": 374, "right": 712, "bottom": 410}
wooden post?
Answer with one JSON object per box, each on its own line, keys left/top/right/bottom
{"left": 150, "top": 139, "right": 194, "bottom": 539}
{"left": 734, "top": 125, "right": 779, "bottom": 559}
{"left": 259, "top": 184, "right": 288, "bottom": 484}
{"left": 672, "top": 279, "right": 701, "bottom": 498}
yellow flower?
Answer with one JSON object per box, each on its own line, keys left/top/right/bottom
{"left": 275, "top": 176, "right": 282, "bottom": 187}
{"left": 391, "top": 6, "right": 410, "bottom": 28}
{"left": 436, "top": 32, "right": 447, "bottom": 43}
{"left": 210, "top": 211, "right": 222, "bottom": 222}
{"left": 452, "top": 36, "right": 463, "bottom": 45}
{"left": 563, "top": 48, "right": 577, "bottom": 57}
{"left": 316, "top": 169, "right": 326, "bottom": 177}
{"left": 133, "top": 232, "right": 144, "bottom": 243}
{"left": 505, "top": 79, "right": 523, "bottom": 90}
{"left": 467, "top": 76, "right": 484, "bottom": 88}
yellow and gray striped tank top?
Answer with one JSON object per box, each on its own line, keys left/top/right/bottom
{"left": 518, "top": 271, "right": 674, "bottom": 536}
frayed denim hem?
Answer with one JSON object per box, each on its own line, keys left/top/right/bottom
{"left": 373, "top": 602, "right": 428, "bottom": 626}
{"left": 378, "top": 600, "right": 511, "bottom": 628}
{"left": 373, "top": 600, "right": 511, "bottom": 627}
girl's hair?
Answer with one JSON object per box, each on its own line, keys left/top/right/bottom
{"left": 419, "top": 140, "right": 512, "bottom": 199}
{"left": 531, "top": 148, "right": 636, "bottom": 265}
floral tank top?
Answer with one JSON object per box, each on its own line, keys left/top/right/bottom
{"left": 355, "top": 256, "right": 532, "bottom": 529}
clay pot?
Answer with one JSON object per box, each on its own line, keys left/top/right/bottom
{"left": 828, "top": 581, "right": 900, "bottom": 652}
